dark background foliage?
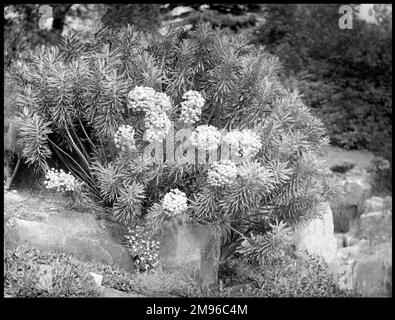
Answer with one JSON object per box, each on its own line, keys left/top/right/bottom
{"left": 252, "top": 4, "right": 392, "bottom": 157}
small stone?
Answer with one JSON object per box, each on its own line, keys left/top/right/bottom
{"left": 89, "top": 272, "right": 103, "bottom": 287}
{"left": 36, "top": 265, "right": 53, "bottom": 291}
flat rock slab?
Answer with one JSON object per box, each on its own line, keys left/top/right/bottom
{"left": 4, "top": 192, "right": 134, "bottom": 273}
{"left": 159, "top": 222, "right": 221, "bottom": 289}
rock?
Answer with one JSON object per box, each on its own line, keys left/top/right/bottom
{"left": 89, "top": 272, "right": 103, "bottom": 287}
{"left": 354, "top": 251, "right": 392, "bottom": 297}
{"left": 4, "top": 191, "right": 25, "bottom": 203}
{"left": 384, "top": 196, "right": 392, "bottom": 211}
{"left": 170, "top": 6, "right": 194, "bottom": 17}
{"left": 363, "top": 196, "right": 385, "bottom": 214}
{"left": 36, "top": 265, "right": 53, "bottom": 291}
{"left": 4, "top": 213, "right": 134, "bottom": 273}
{"left": 344, "top": 233, "right": 360, "bottom": 247}
{"left": 332, "top": 205, "right": 358, "bottom": 233}
{"left": 359, "top": 210, "right": 392, "bottom": 242}
{"left": 334, "top": 232, "right": 360, "bottom": 249}
{"left": 330, "top": 245, "right": 358, "bottom": 290}
{"left": 331, "top": 240, "right": 392, "bottom": 296}
{"left": 343, "top": 176, "right": 372, "bottom": 209}
{"left": 331, "top": 173, "right": 372, "bottom": 233}
{"left": 159, "top": 222, "right": 221, "bottom": 289}
{"left": 294, "top": 202, "right": 337, "bottom": 264}
{"left": 335, "top": 233, "right": 346, "bottom": 249}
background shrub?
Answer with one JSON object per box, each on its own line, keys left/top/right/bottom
{"left": 252, "top": 4, "right": 392, "bottom": 166}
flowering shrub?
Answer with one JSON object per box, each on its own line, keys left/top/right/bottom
{"left": 223, "top": 129, "right": 262, "bottom": 158}
{"left": 179, "top": 90, "right": 205, "bottom": 125}
{"left": 207, "top": 160, "right": 238, "bottom": 187}
{"left": 114, "top": 125, "right": 136, "bottom": 152}
{"left": 162, "top": 189, "right": 188, "bottom": 217}
{"left": 123, "top": 225, "right": 160, "bottom": 272}
{"left": 13, "top": 22, "right": 336, "bottom": 266}
{"left": 44, "top": 168, "right": 83, "bottom": 193}
{"left": 189, "top": 125, "right": 221, "bottom": 151}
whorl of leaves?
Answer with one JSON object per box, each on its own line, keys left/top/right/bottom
{"left": 113, "top": 181, "right": 145, "bottom": 225}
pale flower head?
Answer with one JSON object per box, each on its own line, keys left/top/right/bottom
{"left": 207, "top": 160, "right": 238, "bottom": 187}
{"left": 189, "top": 125, "right": 221, "bottom": 151}
{"left": 162, "top": 188, "right": 188, "bottom": 216}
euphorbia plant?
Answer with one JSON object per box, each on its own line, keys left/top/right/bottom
{"left": 11, "top": 22, "right": 337, "bottom": 263}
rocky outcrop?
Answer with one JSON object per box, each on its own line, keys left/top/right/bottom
{"left": 321, "top": 145, "right": 391, "bottom": 234}
{"left": 331, "top": 240, "right": 392, "bottom": 297}
{"left": 4, "top": 192, "right": 134, "bottom": 273}
{"left": 330, "top": 196, "right": 392, "bottom": 297}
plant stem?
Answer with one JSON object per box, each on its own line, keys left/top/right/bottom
{"left": 65, "top": 126, "right": 90, "bottom": 169}
{"left": 4, "top": 154, "right": 21, "bottom": 190}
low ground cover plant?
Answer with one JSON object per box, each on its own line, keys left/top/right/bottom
{"left": 218, "top": 252, "right": 360, "bottom": 297}
{"left": 5, "top": 246, "right": 358, "bottom": 297}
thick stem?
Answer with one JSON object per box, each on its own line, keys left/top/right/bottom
{"left": 4, "top": 154, "right": 21, "bottom": 190}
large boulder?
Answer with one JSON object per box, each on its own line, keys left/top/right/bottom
{"left": 331, "top": 240, "right": 392, "bottom": 297}
{"left": 4, "top": 194, "right": 134, "bottom": 273}
{"left": 294, "top": 202, "right": 337, "bottom": 264}
{"left": 159, "top": 222, "right": 221, "bottom": 289}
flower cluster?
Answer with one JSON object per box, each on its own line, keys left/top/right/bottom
{"left": 179, "top": 90, "right": 205, "bottom": 125}
{"left": 144, "top": 111, "right": 172, "bottom": 143}
{"left": 114, "top": 125, "right": 136, "bottom": 152}
{"left": 44, "top": 168, "right": 83, "bottom": 192}
{"left": 207, "top": 160, "right": 238, "bottom": 187}
{"left": 127, "top": 86, "right": 172, "bottom": 143}
{"left": 127, "top": 86, "right": 156, "bottom": 113}
{"left": 189, "top": 125, "right": 221, "bottom": 151}
{"left": 124, "top": 225, "right": 160, "bottom": 272}
{"left": 162, "top": 189, "right": 188, "bottom": 216}
{"left": 223, "top": 129, "right": 262, "bottom": 158}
